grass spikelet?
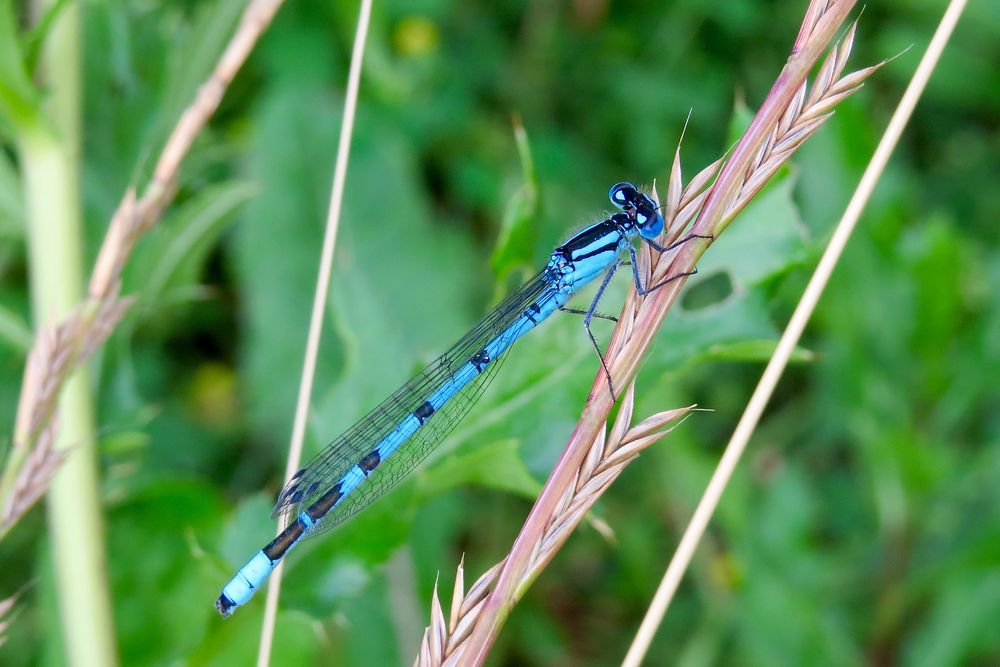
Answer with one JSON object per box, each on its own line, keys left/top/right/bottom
{"left": 1, "top": 0, "right": 286, "bottom": 540}
{"left": 419, "top": 3, "right": 883, "bottom": 663}
{"left": 413, "top": 402, "right": 698, "bottom": 665}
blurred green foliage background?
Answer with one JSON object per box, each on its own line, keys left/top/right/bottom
{"left": 1, "top": 0, "right": 998, "bottom": 665}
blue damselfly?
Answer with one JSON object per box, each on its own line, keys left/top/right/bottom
{"left": 217, "top": 182, "right": 701, "bottom": 616}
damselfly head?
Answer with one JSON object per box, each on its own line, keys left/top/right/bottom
{"left": 609, "top": 181, "right": 664, "bottom": 240}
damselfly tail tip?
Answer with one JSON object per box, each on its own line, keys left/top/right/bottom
{"left": 215, "top": 593, "right": 236, "bottom": 618}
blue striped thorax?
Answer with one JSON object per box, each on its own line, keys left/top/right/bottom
{"left": 550, "top": 213, "right": 636, "bottom": 293}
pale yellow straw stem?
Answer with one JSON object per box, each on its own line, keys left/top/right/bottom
{"left": 255, "top": 1, "right": 373, "bottom": 665}
{"left": 622, "top": 2, "right": 968, "bottom": 665}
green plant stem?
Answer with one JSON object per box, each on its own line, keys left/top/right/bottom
{"left": 20, "top": 1, "right": 118, "bottom": 665}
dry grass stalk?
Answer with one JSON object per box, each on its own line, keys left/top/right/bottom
{"left": 256, "top": 2, "right": 374, "bottom": 663}
{"left": 0, "top": 0, "right": 286, "bottom": 539}
{"left": 1, "top": 422, "right": 65, "bottom": 530}
{"left": 641, "top": 20, "right": 883, "bottom": 295}
{"left": 622, "top": 0, "right": 960, "bottom": 658}
{"left": 414, "top": 391, "right": 698, "bottom": 667}
{"left": 0, "top": 291, "right": 131, "bottom": 538}
{"left": 429, "top": 2, "right": 883, "bottom": 663}
{"left": 726, "top": 20, "right": 883, "bottom": 218}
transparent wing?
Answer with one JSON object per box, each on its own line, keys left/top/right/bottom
{"left": 270, "top": 270, "right": 551, "bottom": 526}
{"left": 298, "top": 345, "right": 513, "bottom": 539}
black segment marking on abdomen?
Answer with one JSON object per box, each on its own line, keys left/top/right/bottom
{"left": 471, "top": 348, "right": 491, "bottom": 372}
{"left": 414, "top": 401, "right": 435, "bottom": 424}
{"left": 305, "top": 483, "right": 343, "bottom": 522}
{"left": 359, "top": 450, "right": 381, "bottom": 474}
{"left": 263, "top": 518, "right": 306, "bottom": 561}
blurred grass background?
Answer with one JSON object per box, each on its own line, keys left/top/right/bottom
{"left": 1, "top": 0, "right": 998, "bottom": 665}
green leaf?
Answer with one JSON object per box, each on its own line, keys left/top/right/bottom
{"left": 107, "top": 479, "right": 226, "bottom": 665}
{"left": 695, "top": 172, "right": 808, "bottom": 288}
{"left": 192, "top": 608, "right": 319, "bottom": 666}
{"left": 156, "top": 0, "right": 247, "bottom": 150}
{"left": 655, "top": 288, "right": 779, "bottom": 374}
{"left": 233, "top": 85, "right": 346, "bottom": 442}
{"left": 421, "top": 437, "right": 540, "bottom": 500}
{"left": 696, "top": 338, "right": 814, "bottom": 364}
{"left": 491, "top": 121, "right": 540, "bottom": 282}
{"left": 126, "top": 180, "right": 256, "bottom": 316}
{"left": 21, "top": 0, "right": 71, "bottom": 72}
{"left": 0, "top": 1, "right": 40, "bottom": 130}
{"left": 0, "top": 147, "right": 24, "bottom": 237}
{"left": 236, "top": 88, "right": 482, "bottom": 444}
{"left": 217, "top": 493, "right": 274, "bottom": 564}
{"left": 726, "top": 97, "right": 756, "bottom": 147}
{"left": 0, "top": 301, "right": 31, "bottom": 352}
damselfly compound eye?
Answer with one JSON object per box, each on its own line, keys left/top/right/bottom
{"left": 609, "top": 181, "right": 638, "bottom": 209}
